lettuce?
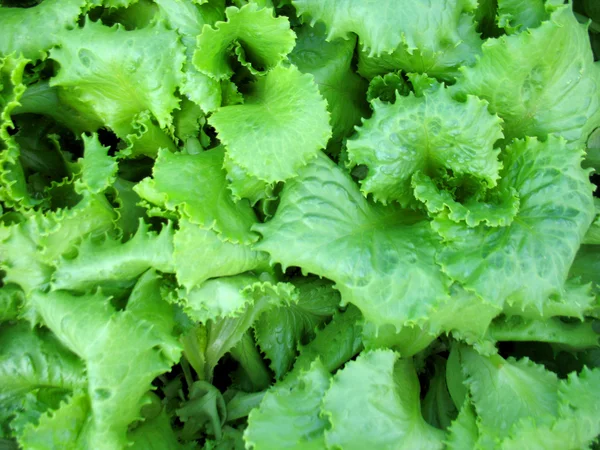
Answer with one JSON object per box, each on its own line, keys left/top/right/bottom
{"left": 1, "top": 1, "right": 599, "bottom": 449}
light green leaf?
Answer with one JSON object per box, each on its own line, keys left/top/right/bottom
{"left": 289, "top": 23, "right": 368, "bottom": 144}
{"left": 486, "top": 316, "right": 600, "bottom": 350}
{"left": 445, "top": 400, "right": 479, "bottom": 450}
{"left": 200, "top": 278, "right": 297, "bottom": 380}
{"left": 49, "top": 20, "right": 184, "bottom": 136}
{"left": 495, "top": 369, "right": 600, "bottom": 449}
{"left": 298, "top": 0, "right": 481, "bottom": 81}
{"left": 174, "top": 218, "right": 267, "bottom": 291}
{"left": 12, "top": 81, "right": 103, "bottom": 136}
{"left": 361, "top": 322, "right": 438, "bottom": 358}
{"left": 155, "top": 0, "right": 225, "bottom": 112}
{"left": 583, "top": 198, "right": 600, "bottom": 244}
{"left": 430, "top": 286, "right": 501, "bottom": 345}
{"left": 452, "top": 4, "right": 600, "bottom": 148}
{"left": 28, "top": 277, "right": 182, "bottom": 450}
{"left": 434, "top": 136, "right": 595, "bottom": 313}
{"left": 0, "top": 285, "right": 23, "bottom": 322}
{"left": 497, "top": 0, "right": 548, "bottom": 34}
{"left": 17, "top": 393, "right": 89, "bottom": 450}
{"left": 245, "top": 359, "right": 330, "bottom": 450}
{"left": 412, "top": 171, "right": 520, "bottom": 227}
{"left": 209, "top": 64, "right": 331, "bottom": 183}
{"left": 0, "top": 323, "right": 86, "bottom": 409}
{"left": 117, "top": 110, "right": 178, "bottom": 159}
{"left": 173, "top": 273, "right": 262, "bottom": 323}
{"left": 255, "top": 153, "right": 451, "bottom": 329}
{"left": 0, "top": 0, "right": 87, "bottom": 60}
{"left": 292, "top": 0, "right": 479, "bottom": 60}
{"left": 75, "top": 133, "right": 117, "bottom": 195}
{"left": 323, "top": 350, "right": 445, "bottom": 450}
{"left": 0, "top": 194, "right": 117, "bottom": 293}
{"left": 193, "top": 3, "right": 295, "bottom": 80}
{"left": 222, "top": 155, "right": 274, "bottom": 206}
{"left": 254, "top": 277, "right": 340, "bottom": 378}
{"left": 366, "top": 71, "right": 410, "bottom": 103}
{"left": 347, "top": 83, "right": 503, "bottom": 206}
{"left": 460, "top": 347, "right": 559, "bottom": 445}
{"left": 0, "top": 55, "right": 44, "bottom": 210}
{"left": 51, "top": 221, "right": 174, "bottom": 292}
{"left": 134, "top": 147, "right": 258, "bottom": 244}
{"left": 293, "top": 305, "right": 363, "bottom": 374}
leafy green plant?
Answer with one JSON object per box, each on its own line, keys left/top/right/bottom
{"left": 1, "top": 0, "right": 599, "bottom": 449}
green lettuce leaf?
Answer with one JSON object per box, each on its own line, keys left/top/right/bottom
{"left": 412, "top": 171, "right": 519, "bottom": 227}
{"left": 49, "top": 20, "right": 184, "bottom": 137}
{"left": 460, "top": 347, "right": 559, "bottom": 446}
{"left": 366, "top": 71, "right": 411, "bottom": 103}
{"left": 173, "top": 218, "right": 268, "bottom": 291}
{"left": 0, "top": 323, "right": 86, "bottom": 428}
{"left": 445, "top": 400, "right": 479, "bottom": 449}
{"left": 155, "top": 0, "right": 225, "bottom": 112}
{"left": 255, "top": 153, "right": 451, "bottom": 329}
{"left": 180, "top": 277, "right": 296, "bottom": 381}
{"left": 292, "top": 304, "right": 363, "bottom": 374}
{"left": 74, "top": 133, "right": 118, "bottom": 195}
{"left": 292, "top": 0, "right": 480, "bottom": 66}
{"left": 0, "top": 194, "right": 117, "bottom": 293}
{"left": 28, "top": 271, "right": 182, "bottom": 450}
{"left": 499, "top": 367, "right": 600, "bottom": 450}
{"left": 497, "top": 0, "right": 548, "bottom": 33}
{"left": 129, "top": 407, "right": 184, "bottom": 450}
{"left": 193, "top": 3, "right": 295, "bottom": 79}
{"left": 452, "top": 4, "right": 600, "bottom": 148}
{"left": 134, "top": 147, "right": 258, "bottom": 244}
{"left": 0, "top": 285, "right": 23, "bottom": 322}
{"left": 222, "top": 155, "right": 274, "bottom": 206}
{"left": 17, "top": 393, "right": 89, "bottom": 450}
{"left": 322, "top": 350, "right": 445, "bottom": 449}
{"left": 289, "top": 23, "right": 368, "bottom": 144}
{"left": 209, "top": 64, "right": 331, "bottom": 183}
{"left": 51, "top": 220, "right": 175, "bottom": 292}
{"left": 486, "top": 315, "right": 600, "bottom": 350}
{"left": 0, "top": 0, "right": 87, "bottom": 60}
{"left": 347, "top": 82, "right": 503, "bottom": 206}
{"left": 0, "top": 55, "right": 44, "bottom": 210}
{"left": 254, "top": 277, "right": 340, "bottom": 378}
{"left": 434, "top": 136, "right": 595, "bottom": 314}
{"left": 244, "top": 359, "right": 330, "bottom": 450}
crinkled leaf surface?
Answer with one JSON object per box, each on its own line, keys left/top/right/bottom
{"left": 174, "top": 218, "right": 267, "bottom": 291}
{"left": 292, "top": 0, "right": 480, "bottom": 62}
{"left": 245, "top": 359, "right": 330, "bottom": 450}
{"left": 254, "top": 277, "right": 340, "bottom": 378}
{"left": 322, "top": 350, "right": 445, "bottom": 450}
{"left": 347, "top": 83, "right": 503, "bottom": 206}
{"left": 255, "top": 153, "right": 451, "bottom": 329}
{"left": 434, "top": 136, "right": 595, "bottom": 313}
{"left": 0, "top": 0, "right": 87, "bottom": 60}
{"left": 452, "top": 5, "right": 600, "bottom": 148}
{"left": 135, "top": 147, "right": 258, "bottom": 244}
{"left": 289, "top": 23, "right": 368, "bottom": 144}
{"left": 194, "top": 3, "right": 295, "bottom": 79}
{"left": 209, "top": 64, "right": 331, "bottom": 183}
{"left": 50, "top": 20, "right": 184, "bottom": 136}
{"left": 28, "top": 273, "right": 182, "bottom": 450}
{"left": 51, "top": 221, "right": 175, "bottom": 292}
